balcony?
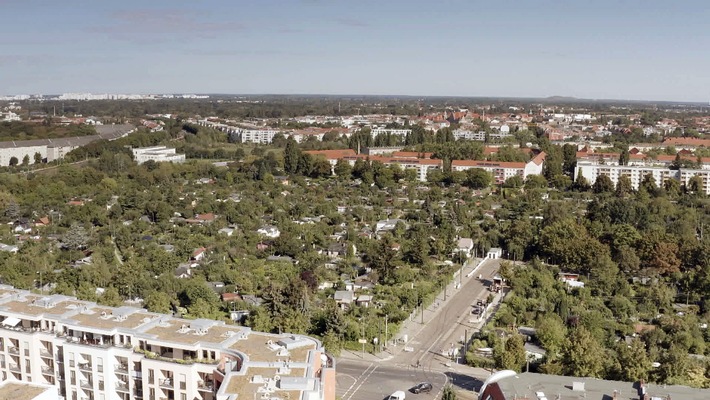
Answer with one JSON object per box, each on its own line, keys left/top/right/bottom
{"left": 78, "top": 362, "right": 92, "bottom": 372}
{"left": 8, "top": 364, "right": 20, "bottom": 372}
{"left": 116, "top": 382, "right": 129, "bottom": 392}
{"left": 79, "top": 380, "right": 93, "bottom": 390}
{"left": 7, "top": 347, "right": 19, "bottom": 355}
{"left": 133, "top": 390, "right": 143, "bottom": 398}
{"left": 197, "top": 381, "right": 214, "bottom": 392}
{"left": 115, "top": 363, "right": 128, "bottom": 373}
{"left": 40, "top": 349, "right": 53, "bottom": 359}
{"left": 41, "top": 366, "right": 54, "bottom": 375}
{"left": 159, "top": 378, "right": 173, "bottom": 388}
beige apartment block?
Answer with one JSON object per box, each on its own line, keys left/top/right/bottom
{"left": 0, "top": 286, "right": 335, "bottom": 400}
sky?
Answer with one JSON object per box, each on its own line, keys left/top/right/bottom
{"left": 1, "top": 0, "right": 708, "bottom": 102}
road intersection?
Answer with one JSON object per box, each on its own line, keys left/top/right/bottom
{"left": 335, "top": 257, "right": 504, "bottom": 400}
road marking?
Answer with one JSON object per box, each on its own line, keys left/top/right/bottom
{"left": 343, "top": 364, "right": 379, "bottom": 400}
{"left": 335, "top": 373, "right": 357, "bottom": 395}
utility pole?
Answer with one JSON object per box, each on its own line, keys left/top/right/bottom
{"left": 384, "top": 315, "right": 388, "bottom": 350}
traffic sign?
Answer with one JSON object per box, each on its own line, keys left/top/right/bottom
{"left": 358, "top": 339, "right": 367, "bottom": 344}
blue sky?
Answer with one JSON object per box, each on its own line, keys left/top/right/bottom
{"left": 1, "top": 0, "right": 708, "bottom": 101}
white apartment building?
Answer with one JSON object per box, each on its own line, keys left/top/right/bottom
{"left": 575, "top": 161, "right": 710, "bottom": 195}
{"left": 370, "top": 128, "right": 411, "bottom": 138}
{"left": 0, "top": 286, "right": 336, "bottom": 400}
{"left": 452, "top": 130, "right": 512, "bottom": 141}
{"left": 132, "top": 146, "right": 186, "bottom": 165}
{"left": 238, "top": 129, "right": 281, "bottom": 144}
{"left": 451, "top": 152, "right": 546, "bottom": 184}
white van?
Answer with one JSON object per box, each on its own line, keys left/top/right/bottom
{"left": 388, "top": 391, "right": 406, "bottom": 400}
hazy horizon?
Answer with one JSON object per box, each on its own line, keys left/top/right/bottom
{"left": 2, "top": 0, "right": 708, "bottom": 103}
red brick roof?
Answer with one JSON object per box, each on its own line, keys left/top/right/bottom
{"left": 452, "top": 160, "right": 526, "bottom": 169}
{"left": 662, "top": 137, "right": 710, "bottom": 147}
{"left": 305, "top": 149, "right": 357, "bottom": 159}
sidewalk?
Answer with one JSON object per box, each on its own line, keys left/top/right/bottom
{"left": 339, "top": 257, "right": 489, "bottom": 363}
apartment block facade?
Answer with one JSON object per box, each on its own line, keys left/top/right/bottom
{"left": 574, "top": 151, "right": 710, "bottom": 195}
{"left": 132, "top": 146, "right": 186, "bottom": 165}
{"left": 0, "top": 286, "right": 335, "bottom": 400}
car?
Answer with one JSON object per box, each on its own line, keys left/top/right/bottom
{"left": 411, "top": 382, "right": 433, "bottom": 394}
{"left": 388, "top": 390, "right": 406, "bottom": 400}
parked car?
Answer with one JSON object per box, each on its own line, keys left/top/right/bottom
{"left": 388, "top": 390, "right": 406, "bottom": 400}
{"left": 411, "top": 382, "right": 433, "bottom": 394}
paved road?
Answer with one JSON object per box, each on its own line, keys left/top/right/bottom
{"left": 391, "top": 258, "right": 503, "bottom": 369}
{"left": 335, "top": 258, "right": 503, "bottom": 400}
{"left": 337, "top": 359, "right": 448, "bottom": 400}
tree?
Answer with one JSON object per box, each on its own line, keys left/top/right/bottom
{"left": 612, "top": 339, "right": 651, "bottom": 382}
{"left": 63, "top": 223, "right": 90, "bottom": 250}
{"left": 592, "top": 175, "right": 614, "bottom": 193}
{"left": 4, "top": 201, "right": 21, "bottom": 220}
{"left": 525, "top": 174, "right": 548, "bottom": 189}
{"left": 21, "top": 154, "right": 29, "bottom": 166}
{"left": 334, "top": 159, "right": 352, "bottom": 179}
{"left": 496, "top": 334, "right": 526, "bottom": 372}
{"left": 441, "top": 385, "right": 457, "bottom": 400}
{"left": 536, "top": 314, "right": 567, "bottom": 360}
{"left": 464, "top": 168, "right": 492, "bottom": 189}
{"left": 562, "top": 144, "right": 577, "bottom": 176}
{"left": 615, "top": 175, "right": 633, "bottom": 197}
{"left": 8, "top": 156, "right": 18, "bottom": 167}
{"left": 561, "top": 326, "right": 606, "bottom": 378}
{"left": 619, "top": 148, "right": 630, "bottom": 166}
{"left": 283, "top": 138, "right": 301, "bottom": 174}
{"left": 144, "top": 291, "right": 173, "bottom": 314}
{"left": 34, "top": 152, "right": 42, "bottom": 164}
{"left": 686, "top": 176, "right": 704, "bottom": 195}
{"left": 370, "top": 236, "right": 398, "bottom": 284}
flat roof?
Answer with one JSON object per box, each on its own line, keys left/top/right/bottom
{"left": 496, "top": 372, "right": 708, "bottom": 400}
{"left": 143, "top": 319, "right": 244, "bottom": 346}
{"left": 1, "top": 295, "right": 87, "bottom": 318}
{"left": 224, "top": 367, "right": 306, "bottom": 400}
{"left": 68, "top": 307, "right": 159, "bottom": 331}
{"left": 229, "top": 333, "right": 316, "bottom": 363}
{"left": 0, "top": 381, "right": 51, "bottom": 400}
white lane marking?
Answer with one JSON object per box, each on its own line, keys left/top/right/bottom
{"left": 343, "top": 364, "right": 379, "bottom": 400}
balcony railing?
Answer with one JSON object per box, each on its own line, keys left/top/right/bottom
{"left": 41, "top": 366, "right": 54, "bottom": 375}
{"left": 79, "top": 380, "right": 93, "bottom": 390}
{"left": 78, "top": 362, "right": 92, "bottom": 371}
{"left": 197, "top": 381, "right": 214, "bottom": 392}
{"left": 133, "top": 347, "right": 218, "bottom": 365}
{"left": 40, "top": 349, "right": 53, "bottom": 358}
{"left": 8, "top": 364, "right": 20, "bottom": 372}
{"left": 116, "top": 382, "right": 129, "bottom": 392}
{"left": 115, "top": 363, "right": 128, "bottom": 373}
{"left": 7, "top": 347, "right": 19, "bottom": 354}
{"left": 159, "top": 378, "right": 173, "bottom": 388}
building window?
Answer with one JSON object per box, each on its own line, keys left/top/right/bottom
{"left": 179, "top": 374, "right": 186, "bottom": 390}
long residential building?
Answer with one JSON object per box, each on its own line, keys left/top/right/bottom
{"left": 0, "top": 125, "right": 135, "bottom": 166}
{"left": 306, "top": 149, "right": 546, "bottom": 183}
{"left": 305, "top": 149, "right": 443, "bottom": 182}
{"left": 575, "top": 151, "right": 710, "bottom": 195}
{"left": 451, "top": 152, "right": 546, "bottom": 184}
{"left": 0, "top": 286, "right": 335, "bottom": 400}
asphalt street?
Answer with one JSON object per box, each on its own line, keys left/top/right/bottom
{"left": 337, "top": 359, "right": 448, "bottom": 400}
{"left": 335, "top": 258, "right": 503, "bottom": 400}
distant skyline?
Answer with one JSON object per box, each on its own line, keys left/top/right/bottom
{"left": 1, "top": 0, "right": 708, "bottom": 102}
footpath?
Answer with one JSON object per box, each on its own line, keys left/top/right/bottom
{"left": 339, "top": 257, "right": 499, "bottom": 364}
